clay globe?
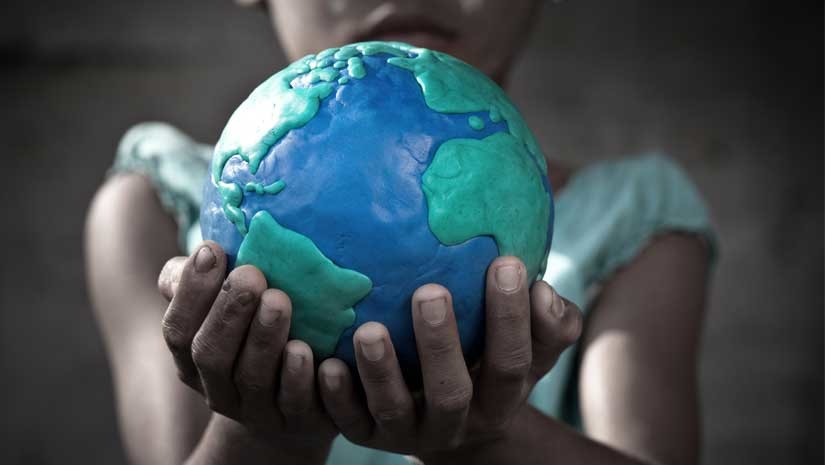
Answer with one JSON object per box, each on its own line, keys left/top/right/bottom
{"left": 200, "top": 41, "right": 554, "bottom": 380}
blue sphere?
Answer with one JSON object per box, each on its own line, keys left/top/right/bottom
{"left": 200, "top": 42, "right": 553, "bottom": 379}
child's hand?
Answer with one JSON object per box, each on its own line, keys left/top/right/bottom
{"left": 157, "top": 241, "right": 336, "bottom": 448}
{"left": 316, "top": 256, "right": 582, "bottom": 457}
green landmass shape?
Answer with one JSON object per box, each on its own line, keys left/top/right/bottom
{"left": 422, "top": 132, "right": 550, "bottom": 281}
{"left": 236, "top": 211, "right": 372, "bottom": 358}
{"left": 210, "top": 41, "right": 421, "bottom": 235}
{"left": 387, "top": 48, "right": 547, "bottom": 172}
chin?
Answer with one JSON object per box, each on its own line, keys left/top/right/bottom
{"left": 370, "top": 32, "right": 456, "bottom": 54}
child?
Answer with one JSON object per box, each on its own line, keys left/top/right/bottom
{"left": 85, "top": 1, "right": 715, "bottom": 464}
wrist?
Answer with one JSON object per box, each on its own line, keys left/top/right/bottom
{"left": 418, "top": 405, "right": 543, "bottom": 465}
{"left": 222, "top": 415, "right": 335, "bottom": 464}
{"left": 187, "top": 414, "right": 333, "bottom": 465}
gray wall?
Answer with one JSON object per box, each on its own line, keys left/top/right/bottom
{"left": 1, "top": 1, "right": 821, "bottom": 464}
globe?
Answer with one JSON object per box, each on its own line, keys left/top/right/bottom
{"left": 200, "top": 41, "right": 553, "bottom": 379}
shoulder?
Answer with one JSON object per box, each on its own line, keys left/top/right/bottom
{"left": 85, "top": 172, "right": 180, "bottom": 300}
{"left": 86, "top": 125, "right": 195, "bottom": 322}
{"left": 112, "top": 121, "right": 212, "bottom": 198}
{"left": 86, "top": 171, "right": 177, "bottom": 240}
{"left": 550, "top": 154, "right": 716, "bottom": 289}
{"left": 90, "top": 123, "right": 187, "bottom": 242}
{"left": 574, "top": 155, "right": 712, "bottom": 359}
{"left": 86, "top": 121, "right": 212, "bottom": 324}
{"left": 108, "top": 122, "right": 212, "bottom": 252}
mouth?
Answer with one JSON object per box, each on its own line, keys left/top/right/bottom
{"left": 354, "top": 11, "right": 458, "bottom": 49}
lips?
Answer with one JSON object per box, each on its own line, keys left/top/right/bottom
{"left": 354, "top": 11, "right": 457, "bottom": 49}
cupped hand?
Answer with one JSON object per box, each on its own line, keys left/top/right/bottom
{"left": 316, "top": 256, "right": 582, "bottom": 456}
{"left": 157, "top": 241, "right": 336, "bottom": 446}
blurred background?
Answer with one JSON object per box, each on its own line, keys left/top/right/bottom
{"left": 0, "top": 0, "right": 821, "bottom": 464}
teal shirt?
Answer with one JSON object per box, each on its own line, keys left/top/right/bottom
{"left": 111, "top": 122, "right": 716, "bottom": 464}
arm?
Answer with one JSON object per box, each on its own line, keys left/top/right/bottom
{"left": 578, "top": 232, "right": 708, "bottom": 465}
{"left": 85, "top": 174, "right": 334, "bottom": 465}
{"left": 85, "top": 173, "right": 210, "bottom": 465}
{"left": 424, "top": 233, "right": 709, "bottom": 465}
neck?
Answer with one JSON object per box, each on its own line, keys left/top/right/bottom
{"left": 547, "top": 159, "right": 572, "bottom": 194}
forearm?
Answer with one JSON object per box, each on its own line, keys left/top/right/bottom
{"left": 421, "top": 406, "right": 648, "bottom": 465}
{"left": 185, "top": 415, "right": 331, "bottom": 465}
{"left": 110, "top": 324, "right": 210, "bottom": 465}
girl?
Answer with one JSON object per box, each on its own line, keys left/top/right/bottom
{"left": 85, "top": 1, "right": 715, "bottom": 464}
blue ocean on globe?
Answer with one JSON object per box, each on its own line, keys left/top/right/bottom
{"left": 200, "top": 42, "right": 553, "bottom": 379}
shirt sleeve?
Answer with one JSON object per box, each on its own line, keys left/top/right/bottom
{"left": 589, "top": 154, "right": 717, "bottom": 285}
{"left": 109, "top": 122, "right": 213, "bottom": 253}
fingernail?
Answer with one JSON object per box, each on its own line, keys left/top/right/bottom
{"left": 259, "top": 305, "right": 281, "bottom": 327}
{"left": 236, "top": 291, "right": 255, "bottom": 305}
{"left": 359, "top": 334, "right": 385, "bottom": 362}
{"left": 286, "top": 350, "right": 304, "bottom": 373}
{"left": 495, "top": 265, "right": 521, "bottom": 293}
{"left": 550, "top": 291, "right": 566, "bottom": 319}
{"left": 325, "top": 373, "right": 342, "bottom": 392}
{"left": 419, "top": 298, "right": 446, "bottom": 326}
{"left": 194, "top": 246, "right": 216, "bottom": 273}
{"left": 223, "top": 280, "right": 255, "bottom": 305}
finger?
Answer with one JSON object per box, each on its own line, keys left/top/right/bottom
{"left": 411, "top": 284, "right": 472, "bottom": 448}
{"left": 160, "top": 241, "right": 226, "bottom": 391}
{"left": 319, "top": 358, "right": 374, "bottom": 443}
{"left": 158, "top": 256, "right": 186, "bottom": 300}
{"left": 235, "top": 289, "right": 292, "bottom": 428}
{"left": 478, "top": 256, "right": 532, "bottom": 425}
{"left": 528, "top": 281, "right": 583, "bottom": 384}
{"left": 191, "top": 265, "right": 266, "bottom": 417}
{"left": 278, "top": 340, "right": 320, "bottom": 428}
{"left": 354, "top": 322, "right": 417, "bottom": 442}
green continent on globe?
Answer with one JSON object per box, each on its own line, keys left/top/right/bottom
{"left": 236, "top": 211, "right": 372, "bottom": 358}
{"left": 210, "top": 42, "right": 413, "bottom": 236}
{"left": 209, "top": 41, "right": 550, "bottom": 357}
{"left": 386, "top": 49, "right": 547, "bottom": 172}
{"left": 422, "top": 132, "right": 550, "bottom": 281}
